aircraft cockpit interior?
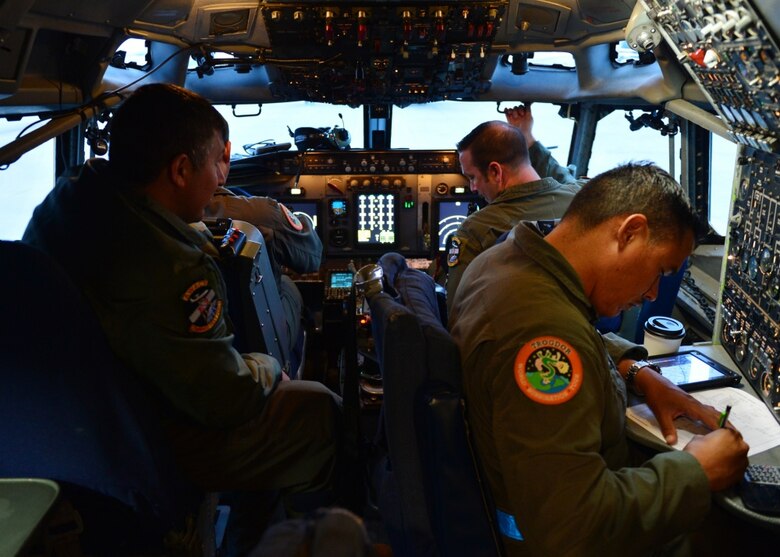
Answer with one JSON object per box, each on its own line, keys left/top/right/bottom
{"left": 1, "top": 0, "right": 780, "bottom": 555}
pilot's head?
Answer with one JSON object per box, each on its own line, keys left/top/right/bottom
{"left": 549, "top": 162, "right": 707, "bottom": 318}
{"left": 109, "top": 83, "right": 231, "bottom": 222}
{"left": 456, "top": 121, "right": 530, "bottom": 203}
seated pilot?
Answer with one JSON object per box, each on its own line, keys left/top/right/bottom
{"left": 205, "top": 186, "right": 322, "bottom": 366}
{"left": 23, "top": 84, "right": 342, "bottom": 552}
{"left": 445, "top": 104, "right": 583, "bottom": 313}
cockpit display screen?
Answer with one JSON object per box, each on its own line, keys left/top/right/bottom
{"left": 329, "top": 199, "right": 347, "bottom": 217}
{"left": 329, "top": 271, "right": 353, "bottom": 289}
{"left": 436, "top": 200, "right": 471, "bottom": 251}
{"left": 285, "top": 200, "right": 319, "bottom": 230}
{"left": 355, "top": 192, "right": 397, "bottom": 245}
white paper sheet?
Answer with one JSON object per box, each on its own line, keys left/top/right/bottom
{"left": 626, "top": 387, "right": 780, "bottom": 457}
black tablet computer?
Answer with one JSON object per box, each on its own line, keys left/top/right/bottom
{"left": 648, "top": 350, "right": 742, "bottom": 392}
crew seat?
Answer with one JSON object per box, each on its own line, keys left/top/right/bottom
{"left": 201, "top": 219, "right": 299, "bottom": 377}
{"left": 364, "top": 252, "right": 503, "bottom": 557}
{"left": 0, "top": 240, "right": 209, "bottom": 555}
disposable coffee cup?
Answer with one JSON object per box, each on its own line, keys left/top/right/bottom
{"left": 643, "top": 316, "right": 685, "bottom": 356}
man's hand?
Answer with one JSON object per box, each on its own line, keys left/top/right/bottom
{"left": 633, "top": 366, "right": 724, "bottom": 444}
{"left": 504, "top": 103, "right": 536, "bottom": 147}
{"left": 684, "top": 428, "right": 749, "bottom": 491}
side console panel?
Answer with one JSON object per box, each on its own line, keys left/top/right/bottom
{"left": 721, "top": 146, "right": 780, "bottom": 423}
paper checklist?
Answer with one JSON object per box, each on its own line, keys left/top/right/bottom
{"left": 626, "top": 387, "right": 780, "bottom": 457}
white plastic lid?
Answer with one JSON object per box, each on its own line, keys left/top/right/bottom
{"left": 643, "top": 316, "right": 685, "bottom": 339}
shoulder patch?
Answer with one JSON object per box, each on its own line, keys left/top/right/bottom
{"left": 447, "top": 236, "right": 463, "bottom": 267}
{"left": 182, "top": 279, "right": 223, "bottom": 333}
{"left": 514, "top": 336, "right": 583, "bottom": 405}
{"left": 280, "top": 203, "right": 303, "bottom": 231}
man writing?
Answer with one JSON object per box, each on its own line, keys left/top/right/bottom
{"left": 449, "top": 162, "right": 748, "bottom": 555}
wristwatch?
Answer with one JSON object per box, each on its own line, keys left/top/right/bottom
{"left": 625, "top": 359, "right": 662, "bottom": 394}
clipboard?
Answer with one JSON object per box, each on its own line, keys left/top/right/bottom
{"left": 648, "top": 350, "right": 742, "bottom": 392}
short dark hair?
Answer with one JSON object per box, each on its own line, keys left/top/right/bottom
{"left": 561, "top": 162, "right": 707, "bottom": 243}
{"left": 108, "top": 83, "right": 229, "bottom": 186}
{"left": 456, "top": 121, "right": 529, "bottom": 176}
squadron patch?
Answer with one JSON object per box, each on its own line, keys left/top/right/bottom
{"left": 182, "top": 280, "right": 223, "bottom": 333}
{"left": 447, "top": 236, "right": 463, "bottom": 267}
{"left": 280, "top": 203, "right": 303, "bottom": 231}
{"left": 514, "top": 336, "right": 583, "bottom": 405}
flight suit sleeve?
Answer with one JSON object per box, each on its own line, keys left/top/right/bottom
{"left": 472, "top": 330, "right": 710, "bottom": 555}
{"left": 528, "top": 141, "right": 581, "bottom": 185}
{"left": 115, "top": 256, "right": 282, "bottom": 428}
{"left": 601, "top": 331, "right": 648, "bottom": 363}
{"left": 213, "top": 193, "right": 322, "bottom": 273}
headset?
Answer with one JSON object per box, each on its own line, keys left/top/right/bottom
{"left": 288, "top": 113, "right": 351, "bottom": 151}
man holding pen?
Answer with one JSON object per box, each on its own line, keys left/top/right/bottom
{"left": 450, "top": 162, "right": 749, "bottom": 555}
{"left": 718, "top": 405, "right": 733, "bottom": 428}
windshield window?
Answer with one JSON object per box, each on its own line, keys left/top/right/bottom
{"left": 219, "top": 100, "right": 574, "bottom": 161}
{"left": 710, "top": 134, "right": 737, "bottom": 236}
{"left": 392, "top": 101, "right": 573, "bottom": 159}
{"left": 0, "top": 119, "right": 55, "bottom": 240}
{"left": 217, "top": 102, "right": 364, "bottom": 157}
{"left": 590, "top": 109, "right": 676, "bottom": 179}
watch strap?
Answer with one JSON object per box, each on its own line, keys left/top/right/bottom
{"left": 625, "top": 359, "right": 662, "bottom": 394}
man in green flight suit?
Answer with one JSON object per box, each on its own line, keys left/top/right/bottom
{"left": 450, "top": 163, "right": 749, "bottom": 555}
{"left": 446, "top": 104, "right": 582, "bottom": 313}
{"left": 23, "top": 84, "right": 341, "bottom": 550}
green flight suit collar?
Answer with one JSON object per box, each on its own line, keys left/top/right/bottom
{"left": 491, "top": 177, "right": 565, "bottom": 204}
{"left": 511, "top": 221, "right": 598, "bottom": 323}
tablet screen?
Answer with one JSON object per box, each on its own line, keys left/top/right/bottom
{"left": 648, "top": 350, "right": 741, "bottom": 391}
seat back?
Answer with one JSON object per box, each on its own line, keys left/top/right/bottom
{"left": 206, "top": 219, "right": 293, "bottom": 372}
{"left": 369, "top": 253, "right": 502, "bottom": 557}
{"left": 0, "top": 240, "right": 198, "bottom": 549}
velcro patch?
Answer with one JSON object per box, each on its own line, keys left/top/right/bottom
{"left": 280, "top": 203, "right": 303, "bottom": 231}
{"left": 182, "top": 279, "right": 223, "bottom": 333}
{"left": 514, "top": 336, "right": 582, "bottom": 404}
{"left": 447, "top": 236, "right": 462, "bottom": 267}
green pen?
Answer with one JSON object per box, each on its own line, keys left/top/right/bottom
{"left": 718, "top": 405, "right": 732, "bottom": 428}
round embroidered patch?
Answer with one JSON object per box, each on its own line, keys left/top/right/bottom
{"left": 280, "top": 203, "right": 303, "bottom": 231}
{"left": 447, "top": 236, "right": 462, "bottom": 267}
{"left": 514, "top": 336, "right": 583, "bottom": 404}
{"left": 182, "top": 279, "right": 223, "bottom": 333}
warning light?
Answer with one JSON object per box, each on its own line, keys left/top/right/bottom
{"left": 403, "top": 200, "right": 415, "bottom": 209}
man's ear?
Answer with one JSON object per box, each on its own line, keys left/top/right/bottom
{"left": 487, "top": 161, "right": 503, "bottom": 183}
{"left": 223, "top": 140, "right": 231, "bottom": 165}
{"left": 616, "top": 214, "right": 649, "bottom": 249}
{"left": 168, "top": 153, "right": 190, "bottom": 190}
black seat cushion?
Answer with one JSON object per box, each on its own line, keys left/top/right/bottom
{"left": 0, "top": 241, "right": 196, "bottom": 537}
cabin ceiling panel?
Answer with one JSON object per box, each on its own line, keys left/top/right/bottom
{"left": 31, "top": 0, "right": 155, "bottom": 27}
{"left": 577, "top": 0, "right": 635, "bottom": 25}
{"left": 501, "top": 0, "right": 633, "bottom": 47}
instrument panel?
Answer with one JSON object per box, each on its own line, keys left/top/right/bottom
{"left": 260, "top": 1, "right": 508, "bottom": 106}
{"left": 644, "top": 0, "right": 780, "bottom": 152}
{"left": 227, "top": 149, "right": 477, "bottom": 259}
